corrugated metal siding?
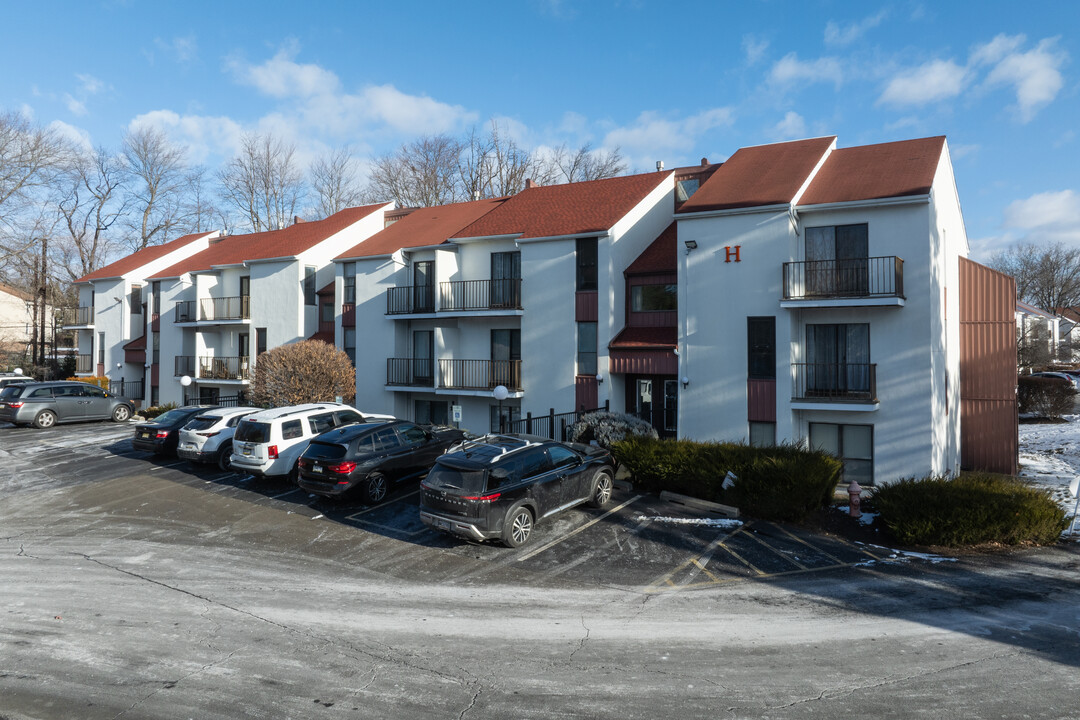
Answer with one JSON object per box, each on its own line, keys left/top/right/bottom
{"left": 576, "top": 291, "right": 598, "bottom": 322}
{"left": 575, "top": 374, "right": 598, "bottom": 411}
{"left": 959, "top": 257, "right": 1018, "bottom": 475}
{"left": 609, "top": 351, "right": 679, "bottom": 375}
{"left": 747, "top": 379, "right": 776, "bottom": 422}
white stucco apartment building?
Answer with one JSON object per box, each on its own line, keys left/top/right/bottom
{"left": 145, "top": 205, "right": 391, "bottom": 406}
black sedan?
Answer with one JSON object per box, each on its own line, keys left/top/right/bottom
{"left": 132, "top": 405, "right": 218, "bottom": 456}
{"left": 297, "top": 420, "right": 467, "bottom": 503}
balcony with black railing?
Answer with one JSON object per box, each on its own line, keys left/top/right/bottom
{"left": 440, "top": 279, "right": 522, "bottom": 312}
{"left": 782, "top": 257, "right": 904, "bottom": 307}
{"left": 439, "top": 359, "right": 522, "bottom": 392}
{"left": 59, "top": 306, "right": 94, "bottom": 327}
{"left": 174, "top": 355, "right": 196, "bottom": 377}
{"left": 386, "top": 357, "right": 436, "bottom": 387}
{"left": 386, "top": 285, "right": 435, "bottom": 315}
{"left": 198, "top": 355, "right": 250, "bottom": 381}
{"left": 200, "top": 296, "right": 249, "bottom": 321}
{"left": 791, "top": 362, "right": 877, "bottom": 405}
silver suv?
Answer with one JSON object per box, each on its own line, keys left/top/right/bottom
{"left": 0, "top": 381, "right": 134, "bottom": 428}
{"left": 177, "top": 406, "right": 261, "bottom": 470}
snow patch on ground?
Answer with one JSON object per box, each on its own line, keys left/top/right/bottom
{"left": 1018, "top": 414, "right": 1080, "bottom": 540}
{"left": 854, "top": 543, "right": 957, "bottom": 565}
{"left": 838, "top": 507, "right": 878, "bottom": 526}
{"left": 639, "top": 515, "right": 743, "bottom": 529}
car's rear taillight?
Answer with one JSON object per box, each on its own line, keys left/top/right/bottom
{"left": 196, "top": 430, "right": 219, "bottom": 437}
{"left": 155, "top": 431, "right": 169, "bottom": 439}
{"left": 267, "top": 445, "right": 278, "bottom": 459}
{"left": 328, "top": 461, "right": 356, "bottom": 474}
{"left": 7, "top": 401, "right": 23, "bottom": 408}
{"left": 461, "top": 492, "right": 501, "bottom": 501}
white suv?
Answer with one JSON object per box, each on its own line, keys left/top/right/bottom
{"left": 230, "top": 403, "right": 392, "bottom": 481}
{"left": 177, "top": 406, "right": 261, "bottom": 471}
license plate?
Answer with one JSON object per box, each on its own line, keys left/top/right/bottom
{"left": 313, "top": 464, "right": 323, "bottom": 473}
{"left": 242, "top": 448, "right": 251, "bottom": 456}
{"left": 140, "top": 432, "right": 150, "bottom": 439}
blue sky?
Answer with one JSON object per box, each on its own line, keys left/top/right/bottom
{"left": 3, "top": 0, "right": 1078, "bottom": 260}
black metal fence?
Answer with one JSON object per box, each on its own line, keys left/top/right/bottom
{"left": 108, "top": 378, "right": 144, "bottom": 400}
{"left": 502, "top": 400, "right": 610, "bottom": 440}
{"left": 386, "top": 285, "right": 435, "bottom": 314}
{"left": 386, "top": 357, "right": 435, "bottom": 386}
{"left": 791, "top": 362, "right": 877, "bottom": 402}
{"left": 782, "top": 256, "right": 904, "bottom": 300}
{"left": 440, "top": 279, "right": 522, "bottom": 311}
{"left": 439, "top": 359, "right": 521, "bottom": 391}
{"left": 183, "top": 392, "right": 249, "bottom": 408}
{"left": 58, "top": 306, "right": 94, "bottom": 326}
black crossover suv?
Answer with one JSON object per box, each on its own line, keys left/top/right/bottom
{"left": 419, "top": 434, "right": 615, "bottom": 547}
{"left": 297, "top": 420, "right": 467, "bottom": 503}
{"left": 132, "top": 405, "right": 218, "bottom": 456}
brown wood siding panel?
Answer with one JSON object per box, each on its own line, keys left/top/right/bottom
{"left": 150, "top": 364, "right": 159, "bottom": 386}
{"left": 125, "top": 349, "right": 146, "bottom": 365}
{"left": 575, "top": 375, "right": 598, "bottom": 410}
{"left": 609, "top": 351, "right": 679, "bottom": 375}
{"left": 576, "top": 291, "right": 598, "bottom": 322}
{"left": 959, "top": 257, "right": 1018, "bottom": 475}
{"left": 747, "top": 379, "right": 776, "bottom": 422}
{"left": 628, "top": 310, "right": 677, "bottom": 328}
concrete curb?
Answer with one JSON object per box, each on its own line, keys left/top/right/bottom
{"left": 659, "top": 490, "right": 740, "bottom": 518}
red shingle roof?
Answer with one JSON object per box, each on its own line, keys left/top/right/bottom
{"left": 798, "top": 136, "right": 944, "bottom": 206}
{"left": 609, "top": 326, "right": 677, "bottom": 349}
{"left": 626, "top": 223, "right": 676, "bottom": 274}
{"left": 122, "top": 334, "right": 146, "bottom": 350}
{"left": 453, "top": 173, "right": 671, "bottom": 240}
{"left": 149, "top": 205, "right": 387, "bottom": 279}
{"left": 336, "top": 198, "right": 506, "bottom": 260}
{"left": 77, "top": 232, "right": 217, "bottom": 283}
{"left": 678, "top": 137, "right": 836, "bottom": 214}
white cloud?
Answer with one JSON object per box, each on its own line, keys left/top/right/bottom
{"left": 603, "top": 108, "right": 735, "bottom": 169}
{"left": 48, "top": 120, "right": 94, "bottom": 153}
{"left": 1004, "top": 190, "right": 1080, "bottom": 231}
{"left": 64, "top": 94, "right": 87, "bottom": 117}
{"left": 982, "top": 37, "right": 1066, "bottom": 123}
{"left": 742, "top": 34, "right": 769, "bottom": 65}
{"left": 970, "top": 33, "right": 1026, "bottom": 66}
{"left": 228, "top": 44, "right": 340, "bottom": 98}
{"left": 878, "top": 59, "right": 968, "bottom": 106}
{"left": 75, "top": 73, "right": 104, "bottom": 95}
{"left": 771, "top": 111, "right": 807, "bottom": 141}
{"left": 824, "top": 10, "right": 887, "bottom": 46}
{"left": 154, "top": 35, "right": 198, "bottom": 64}
{"left": 949, "top": 143, "right": 979, "bottom": 160}
{"left": 128, "top": 110, "right": 245, "bottom": 164}
{"left": 769, "top": 53, "right": 844, "bottom": 89}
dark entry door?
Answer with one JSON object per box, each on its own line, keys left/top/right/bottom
{"left": 626, "top": 374, "right": 677, "bottom": 438}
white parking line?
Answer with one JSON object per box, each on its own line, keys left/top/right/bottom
{"left": 516, "top": 495, "right": 643, "bottom": 562}
{"left": 270, "top": 488, "right": 303, "bottom": 500}
{"left": 344, "top": 489, "right": 420, "bottom": 520}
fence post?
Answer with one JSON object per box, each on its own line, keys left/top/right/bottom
{"left": 604, "top": 399, "right": 610, "bottom": 412}
{"left": 548, "top": 408, "right": 555, "bottom": 440}
{"left": 526, "top": 411, "right": 533, "bottom": 434}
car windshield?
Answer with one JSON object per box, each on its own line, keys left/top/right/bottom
{"left": 184, "top": 416, "right": 219, "bottom": 431}
{"left": 424, "top": 464, "right": 487, "bottom": 493}
{"left": 155, "top": 409, "right": 194, "bottom": 425}
{"left": 303, "top": 441, "right": 348, "bottom": 460}
{"left": 234, "top": 421, "right": 271, "bottom": 443}
{"left": 0, "top": 386, "right": 23, "bottom": 399}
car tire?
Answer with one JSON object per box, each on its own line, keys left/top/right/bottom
{"left": 33, "top": 410, "right": 57, "bottom": 429}
{"left": 501, "top": 505, "right": 534, "bottom": 548}
{"left": 587, "top": 469, "right": 614, "bottom": 508}
{"left": 288, "top": 461, "right": 300, "bottom": 486}
{"left": 111, "top": 405, "right": 131, "bottom": 422}
{"left": 363, "top": 473, "right": 388, "bottom": 504}
{"left": 217, "top": 444, "right": 233, "bottom": 472}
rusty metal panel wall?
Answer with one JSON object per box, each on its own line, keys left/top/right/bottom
{"left": 959, "top": 257, "right": 1018, "bottom": 475}
{"left": 747, "top": 379, "right": 776, "bottom": 422}
{"left": 575, "top": 374, "right": 598, "bottom": 411}
{"left": 609, "top": 351, "right": 678, "bottom": 375}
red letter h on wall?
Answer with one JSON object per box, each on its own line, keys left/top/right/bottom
{"left": 724, "top": 245, "right": 741, "bottom": 263}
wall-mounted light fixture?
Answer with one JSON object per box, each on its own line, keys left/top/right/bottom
{"left": 683, "top": 240, "right": 698, "bottom": 254}
{"left": 595, "top": 374, "right": 604, "bottom": 385}
{"left": 681, "top": 376, "right": 690, "bottom": 389}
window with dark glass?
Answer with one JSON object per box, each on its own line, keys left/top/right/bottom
{"left": 806, "top": 323, "right": 870, "bottom": 393}
{"left": 256, "top": 328, "right": 267, "bottom": 356}
{"left": 97, "top": 332, "right": 105, "bottom": 364}
{"left": 748, "top": 317, "right": 776, "bottom": 380}
{"left": 576, "top": 238, "right": 598, "bottom": 291}
{"left": 749, "top": 421, "right": 776, "bottom": 447}
{"left": 415, "top": 400, "right": 448, "bottom": 425}
{"left": 343, "top": 263, "right": 356, "bottom": 304}
{"left": 321, "top": 303, "right": 334, "bottom": 323}
{"left": 805, "top": 224, "right": 869, "bottom": 296}
{"left": 577, "top": 322, "right": 597, "bottom": 375}
{"left": 490, "top": 251, "right": 521, "bottom": 308}
{"left": 304, "top": 266, "right": 317, "bottom": 306}
{"left": 151, "top": 281, "right": 160, "bottom": 316}
{"left": 413, "top": 261, "right": 434, "bottom": 311}
{"left": 810, "top": 423, "right": 873, "bottom": 485}
{"left": 130, "top": 285, "right": 142, "bottom": 314}
{"left": 343, "top": 328, "right": 356, "bottom": 366}
{"left": 675, "top": 178, "right": 700, "bottom": 202}
{"left": 631, "top": 284, "right": 677, "bottom": 312}
{"left": 664, "top": 379, "right": 678, "bottom": 432}
{"left": 152, "top": 332, "right": 160, "bottom": 365}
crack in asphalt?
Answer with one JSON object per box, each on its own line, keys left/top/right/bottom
{"left": 113, "top": 649, "right": 240, "bottom": 719}
{"left": 16, "top": 544, "right": 38, "bottom": 559}
{"left": 569, "top": 615, "right": 591, "bottom": 662}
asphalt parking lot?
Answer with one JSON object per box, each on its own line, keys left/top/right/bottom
{"left": 0, "top": 419, "right": 898, "bottom": 594}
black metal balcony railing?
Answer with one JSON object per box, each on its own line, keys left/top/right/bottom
{"left": 76, "top": 354, "right": 93, "bottom": 373}
{"left": 386, "top": 357, "right": 435, "bottom": 387}
{"left": 59, "top": 306, "right": 94, "bottom": 326}
{"left": 440, "top": 279, "right": 522, "bottom": 311}
{"left": 783, "top": 257, "right": 903, "bottom": 300}
{"left": 386, "top": 285, "right": 435, "bottom": 315}
{"left": 200, "top": 296, "right": 249, "bottom": 321}
{"left": 174, "top": 301, "right": 197, "bottom": 323}
{"left": 439, "top": 359, "right": 522, "bottom": 392}
{"left": 175, "top": 355, "right": 196, "bottom": 377}
{"left": 199, "top": 356, "right": 250, "bottom": 381}
{"left": 792, "top": 363, "right": 877, "bottom": 402}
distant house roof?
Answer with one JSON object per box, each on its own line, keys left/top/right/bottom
{"left": 453, "top": 172, "right": 671, "bottom": 241}
{"left": 336, "top": 198, "right": 506, "bottom": 260}
{"left": 122, "top": 334, "right": 146, "bottom": 351}
{"left": 149, "top": 205, "right": 387, "bottom": 279}
{"left": 678, "top": 137, "right": 836, "bottom": 214}
{"left": 626, "top": 222, "right": 676, "bottom": 274}
{"left": 1055, "top": 306, "right": 1080, "bottom": 323}
{"left": 76, "top": 231, "right": 217, "bottom": 283}
{"left": 0, "top": 282, "right": 34, "bottom": 302}
{"left": 1017, "top": 300, "right": 1057, "bottom": 319}
{"left": 608, "top": 326, "right": 677, "bottom": 350}
{"left": 799, "top": 136, "right": 945, "bottom": 206}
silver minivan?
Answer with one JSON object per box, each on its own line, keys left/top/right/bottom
{"left": 0, "top": 381, "right": 134, "bottom": 428}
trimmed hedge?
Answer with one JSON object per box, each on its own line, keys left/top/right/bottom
{"left": 138, "top": 402, "right": 178, "bottom": 420}
{"left": 871, "top": 473, "right": 1067, "bottom": 547}
{"left": 66, "top": 375, "right": 109, "bottom": 389}
{"left": 611, "top": 438, "right": 842, "bottom": 522}
{"left": 1017, "top": 375, "right": 1076, "bottom": 418}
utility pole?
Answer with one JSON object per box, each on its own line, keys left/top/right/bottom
{"left": 37, "top": 236, "right": 47, "bottom": 371}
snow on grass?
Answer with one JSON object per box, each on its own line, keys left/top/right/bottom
{"left": 837, "top": 507, "right": 878, "bottom": 526}
{"left": 638, "top": 514, "right": 743, "bottom": 529}
{"left": 853, "top": 542, "right": 957, "bottom": 565}
{"left": 1018, "top": 413, "right": 1080, "bottom": 541}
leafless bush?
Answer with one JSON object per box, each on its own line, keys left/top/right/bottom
{"left": 249, "top": 340, "right": 355, "bottom": 407}
{"left": 1017, "top": 376, "right": 1076, "bottom": 418}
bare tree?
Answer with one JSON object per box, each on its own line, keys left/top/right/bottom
{"left": 0, "top": 111, "right": 72, "bottom": 225}
{"left": 55, "top": 147, "right": 129, "bottom": 281}
{"left": 218, "top": 132, "right": 306, "bottom": 232}
{"left": 249, "top": 340, "right": 356, "bottom": 407}
{"left": 990, "top": 241, "right": 1080, "bottom": 312}
{"left": 182, "top": 166, "right": 220, "bottom": 234}
{"left": 543, "top": 142, "right": 627, "bottom": 183}
{"left": 121, "top": 125, "right": 189, "bottom": 251}
{"left": 459, "top": 120, "right": 551, "bottom": 199}
{"left": 310, "top": 146, "right": 366, "bottom": 218}
{"left": 367, "top": 134, "right": 463, "bottom": 208}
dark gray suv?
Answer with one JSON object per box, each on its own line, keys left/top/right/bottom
{"left": 0, "top": 381, "right": 134, "bottom": 428}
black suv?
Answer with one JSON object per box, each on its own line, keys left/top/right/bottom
{"left": 419, "top": 434, "right": 615, "bottom": 547}
{"left": 132, "top": 405, "right": 218, "bottom": 456}
{"left": 297, "top": 420, "right": 467, "bottom": 503}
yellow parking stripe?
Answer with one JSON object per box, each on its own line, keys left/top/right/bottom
{"left": 742, "top": 530, "right": 808, "bottom": 570}
{"left": 516, "top": 495, "right": 643, "bottom": 562}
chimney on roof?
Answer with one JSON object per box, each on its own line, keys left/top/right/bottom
{"left": 472, "top": 189, "right": 480, "bottom": 201}
{"left": 524, "top": 178, "right": 535, "bottom": 189}
{"left": 701, "top": 157, "right": 709, "bottom": 166}
{"left": 656, "top": 161, "right": 664, "bottom": 172}
{"left": 293, "top": 215, "right": 304, "bottom": 225}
